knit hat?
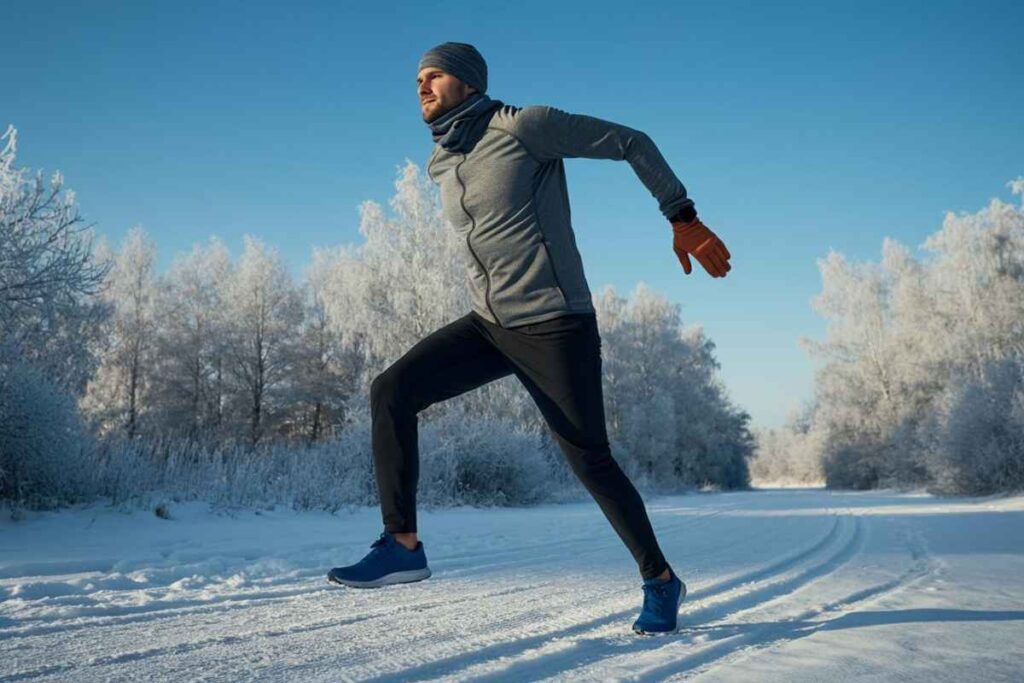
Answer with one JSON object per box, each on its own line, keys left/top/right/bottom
{"left": 418, "top": 42, "right": 488, "bottom": 94}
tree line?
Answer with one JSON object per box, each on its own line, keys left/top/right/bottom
{"left": 750, "top": 177, "right": 1024, "bottom": 495}
{"left": 0, "top": 126, "right": 753, "bottom": 510}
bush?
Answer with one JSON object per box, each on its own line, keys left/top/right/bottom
{"left": 0, "top": 361, "right": 96, "bottom": 508}
{"left": 823, "top": 440, "right": 883, "bottom": 490}
{"left": 419, "top": 410, "right": 558, "bottom": 508}
{"left": 930, "top": 357, "right": 1024, "bottom": 495}
{"left": 92, "top": 420, "right": 378, "bottom": 512}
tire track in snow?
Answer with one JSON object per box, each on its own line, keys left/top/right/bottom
{"left": 635, "top": 515, "right": 938, "bottom": 681}
{"left": 0, "top": 501, "right": 737, "bottom": 680}
{"left": 352, "top": 511, "right": 854, "bottom": 682}
{"left": 429, "top": 501, "right": 730, "bottom": 568}
{"left": 0, "top": 502, "right": 731, "bottom": 643}
{"left": 433, "top": 502, "right": 741, "bottom": 578}
{"left": 0, "top": 577, "right": 537, "bottom": 644}
{"left": 0, "top": 581, "right": 551, "bottom": 683}
{"left": 0, "top": 578, "right": 570, "bottom": 682}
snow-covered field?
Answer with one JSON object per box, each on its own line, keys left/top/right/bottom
{"left": 2, "top": 487, "right": 1022, "bottom": 682}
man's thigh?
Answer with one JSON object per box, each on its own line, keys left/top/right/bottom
{"left": 488, "top": 313, "right": 610, "bottom": 450}
{"left": 376, "top": 312, "right": 515, "bottom": 412}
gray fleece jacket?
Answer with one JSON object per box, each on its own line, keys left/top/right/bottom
{"left": 427, "top": 103, "right": 694, "bottom": 329}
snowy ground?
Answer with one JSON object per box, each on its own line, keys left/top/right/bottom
{"left": 2, "top": 487, "right": 1023, "bottom": 682}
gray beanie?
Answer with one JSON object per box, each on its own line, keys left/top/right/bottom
{"left": 418, "top": 42, "right": 488, "bottom": 94}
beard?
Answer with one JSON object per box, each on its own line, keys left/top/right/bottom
{"left": 422, "top": 89, "right": 477, "bottom": 123}
{"left": 422, "top": 99, "right": 450, "bottom": 123}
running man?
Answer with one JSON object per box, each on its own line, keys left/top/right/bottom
{"left": 328, "top": 41, "right": 732, "bottom": 635}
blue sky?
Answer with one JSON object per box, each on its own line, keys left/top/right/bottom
{"left": 4, "top": 0, "right": 1022, "bottom": 429}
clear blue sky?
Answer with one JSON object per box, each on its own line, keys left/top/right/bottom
{"left": 4, "top": 0, "right": 1022, "bottom": 429}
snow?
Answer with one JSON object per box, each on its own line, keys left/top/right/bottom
{"left": 1, "top": 488, "right": 1023, "bottom": 682}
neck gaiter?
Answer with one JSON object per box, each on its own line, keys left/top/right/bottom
{"left": 427, "top": 92, "right": 504, "bottom": 153}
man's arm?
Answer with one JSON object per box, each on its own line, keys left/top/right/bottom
{"left": 513, "top": 105, "right": 696, "bottom": 222}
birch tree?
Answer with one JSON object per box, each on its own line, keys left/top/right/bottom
{"left": 79, "top": 226, "right": 159, "bottom": 438}
{"left": 148, "top": 237, "right": 233, "bottom": 442}
{"left": 595, "top": 282, "right": 753, "bottom": 489}
{"left": 284, "top": 249, "right": 367, "bottom": 444}
{"left": 221, "top": 235, "right": 303, "bottom": 446}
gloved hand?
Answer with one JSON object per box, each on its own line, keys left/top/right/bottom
{"left": 671, "top": 216, "right": 731, "bottom": 278}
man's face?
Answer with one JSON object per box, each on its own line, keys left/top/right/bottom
{"left": 417, "top": 67, "right": 477, "bottom": 123}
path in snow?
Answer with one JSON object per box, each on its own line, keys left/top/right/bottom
{"left": 1, "top": 488, "right": 1022, "bottom": 681}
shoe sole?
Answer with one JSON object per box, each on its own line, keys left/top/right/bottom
{"left": 633, "top": 580, "right": 687, "bottom": 636}
{"left": 326, "top": 567, "right": 432, "bottom": 588}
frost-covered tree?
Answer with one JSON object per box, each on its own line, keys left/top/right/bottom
{"left": 929, "top": 354, "right": 1024, "bottom": 494}
{"left": 221, "top": 235, "right": 304, "bottom": 446}
{"left": 283, "top": 249, "right": 367, "bottom": 444}
{"left": 0, "top": 125, "right": 109, "bottom": 506}
{"left": 322, "top": 159, "right": 470, "bottom": 369}
{"left": 147, "top": 238, "right": 234, "bottom": 442}
{"left": 921, "top": 189, "right": 1024, "bottom": 373}
{"left": 797, "top": 176, "right": 1024, "bottom": 492}
{"left": 749, "top": 403, "right": 826, "bottom": 486}
{"left": 0, "top": 125, "right": 110, "bottom": 395}
{"left": 595, "top": 283, "right": 754, "bottom": 490}
{"left": 79, "top": 226, "right": 160, "bottom": 438}
{"left": 598, "top": 284, "right": 682, "bottom": 483}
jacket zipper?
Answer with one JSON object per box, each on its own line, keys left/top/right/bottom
{"left": 455, "top": 154, "right": 502, "bottom": 326}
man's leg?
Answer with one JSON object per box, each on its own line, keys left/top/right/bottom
{"left": 484, "top": 313, "right": 670, "bottom": 580}
{"left": 371, "top": 312, "right": 513, "bottom": 538}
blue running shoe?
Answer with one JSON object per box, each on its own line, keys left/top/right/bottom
{"left": 327, "top": 530, "right": 432, "bottom": 588}
{"left": 632, "top": 565, "right": 687, "bottom": 635}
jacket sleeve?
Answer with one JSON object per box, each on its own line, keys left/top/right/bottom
{"left": 513, "top": 105, "right": 695, "bottom": 221}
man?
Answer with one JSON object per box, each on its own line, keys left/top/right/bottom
{"left": 328, "top": 42, "right": 732, "bottom": 636}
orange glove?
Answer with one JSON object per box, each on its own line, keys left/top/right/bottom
{"left": 671, "top": 216, "right": 731, "bottom": 277}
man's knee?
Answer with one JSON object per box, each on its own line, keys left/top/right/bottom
{"left": 370, "top": 369, "right": 400, "bottom": 408}
{"left": 371, "top": 366, "right": 422, "bottom": 413}
{"left": 561, "top": 439, "right": 619, "bottom": 475}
